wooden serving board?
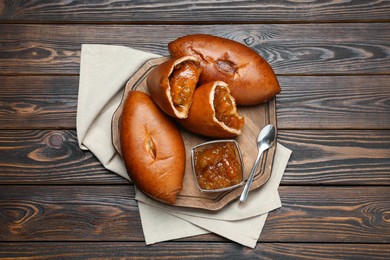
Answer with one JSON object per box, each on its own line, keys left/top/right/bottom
{"left": 112, "top": 57, "right": 277, "bottom": 211}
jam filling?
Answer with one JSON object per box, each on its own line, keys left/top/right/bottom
{"left": 194, "top": 142, "right": 242, "bottom": 190}
{"left": 213, "top": 85, "right": 244, "bottom": 130}
{"left": 169, "top": 61, "right": 201, "bottom": 113}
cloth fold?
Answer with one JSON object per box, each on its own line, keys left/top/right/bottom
{"left": 137, "top": 143, "right": 290, "bottom": 248}
{"left": 135, "top": 142, "right": 289, "bottom": 221}
{"left": 77, "top": 44, "right": 160, "bottom": 178}
{"left": 77, "top": 44, "right": 292, "bottom": 248}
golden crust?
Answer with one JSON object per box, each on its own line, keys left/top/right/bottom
{"left": 147, "top": 56, "right": 201, "bottom": 118}
{"left": 168, "top": 34, "right": 281, "bottom": 105}
{"left": 120, "top": 91, "right": 186, "bottom": 204}
{"left": 178, "top": 81, "right": 244, "bottom": 138}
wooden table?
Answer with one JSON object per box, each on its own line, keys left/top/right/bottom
{"left": 1, "top": 1, "right": 390, "bottom": 259}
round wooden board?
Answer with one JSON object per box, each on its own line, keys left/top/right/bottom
{"left": 112, "top": 56, "right": 277, "bottom": 211}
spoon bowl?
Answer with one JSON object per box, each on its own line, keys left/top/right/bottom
{"left": 239, "top": 124, "right": 276, "bottom": 203}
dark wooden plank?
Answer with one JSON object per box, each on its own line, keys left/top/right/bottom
{"left": 1, "top": 75, "right": 389, "bottom": 129}
{"left": 0, "top": 186, "right": 389, "bottom": 242}
{"left": 0, "top": 75, "right": 78, "bottom": 95}
{"left": 263, "top": 186, "right": 390, "bottom": 243}
{"left": 0, "top": 24, "right": 389, "bottom": 75}
{"left": 0, "top": 130, "right": 389, "bottom": 185}
{"left": 1, "top": 242, "right": 390, "bottom": 259}
{"left": 278, "top": 130, "right": 390, "bottom": 185}
{"left": 1, "top": 0, "right": 389, "bottom": 23}
{"left": 0, "top": 185, "right": 141, "bottom": 241}
{"left": 0, "top": 96, "right": 76, "bottom": 129}
{"left": 0, "top": 76, "right": 77, "bottom": 129}
{"left": 277, "top": 76, "right": 390, "bottom": 129}
{"left": 0, "top": 130, "right": 127, "bottom": 184}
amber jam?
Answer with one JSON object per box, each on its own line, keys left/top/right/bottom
{"left": 213, "top": 85, "right": 244, "bottom": 130}
{"left": 192, "top": 141, "right": 243, "bottom": 191}
{"left": 169, "top": 61, "right": 201, "bottom": 113}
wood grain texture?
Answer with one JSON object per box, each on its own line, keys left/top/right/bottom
{"left": 0, "top": 129, "right": 388, "bottom": 185}
{"left": 0, "top": 186, "right": 389, "bottom": 242}
{"left": 0, "top": 130, "right": 127, "bottom": 184}
{"left": 1, "top": 75, "right": 389, "bottom": 129}
{"left": 277, "top": 76, "right": 390, "bottom": 129}
{"left": 0, "top": 24, "right": 389, "bottom": 75}
{"left": 0, "top": 242, "right": 389, "bottom": 260}
{"left": 278, "top": 130, "right": 390, "bottom": 185}
{"left": 0, "top": 185, "right": 140, "bottom": 241}
{"left": 264, "top": 186, "right": 390, "bottom": 243}
{"left": 0, "top": 76, "right": 77, "bottom": 129}
{"left": 0, "top": 75, "right": 78, "bottom": 95}
{"left": 0, "top": 0, "right": 389, "bottom": 23}
{"left": 0, "top": 96, "right": 76, "bottom": 129}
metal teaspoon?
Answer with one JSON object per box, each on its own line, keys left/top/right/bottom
{"left": 239, "top": 124, "right": 276, "bottom": 203}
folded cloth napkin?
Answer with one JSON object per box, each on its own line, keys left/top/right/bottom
{"left": 138, "top": 143, "right": 289, "bottom": 248}
{"left": 77, "top": 44, "right": 160, "bottom": 179}
{"left": 77, "top": 44, "right": 292, "bottom": 248}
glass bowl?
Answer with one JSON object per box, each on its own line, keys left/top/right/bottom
{"left": 191, "top": 139, "right": 244, "bottom": 192}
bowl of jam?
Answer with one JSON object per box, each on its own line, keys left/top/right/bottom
{"left": 191, "top": 140, "right": 244, "bottom": 192}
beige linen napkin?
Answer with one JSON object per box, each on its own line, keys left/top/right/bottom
{"left": 77, "top": 44, "right": 159, "bottom": 179}
{"left": 77, "top": 44, "right": 292, "bottom": 248}
{"left": 136, "top": 143, "right": 289, "bottom": 221}
{"left": 138, "top": 143, "right": 290, "bottom": 248}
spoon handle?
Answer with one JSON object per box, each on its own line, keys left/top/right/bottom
{"left": 240, "top": 147, "right": 264, "bottom": 203}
